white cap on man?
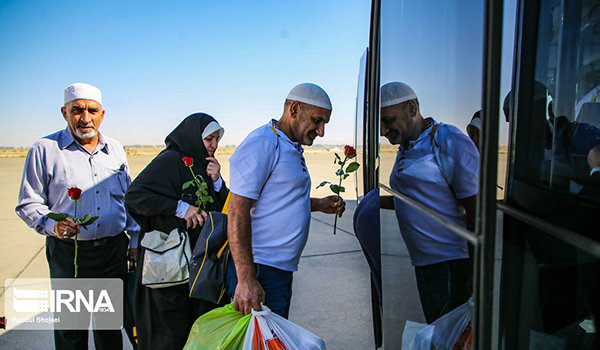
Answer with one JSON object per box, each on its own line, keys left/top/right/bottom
{"left": 381, "top": 82, "right": 418, "bottom": 108}
{"left": 286, "top": 83, "right": 332, "bottom": 111}
{"left": 64, "top": 83, "right": 102, "bottom": 105}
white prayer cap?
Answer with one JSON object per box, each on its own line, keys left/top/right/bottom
{"left": 381, "top": 82, "right": 418, "bottom": 108}
{"left": 468, "top": 117, "right": 482, "bottom": 131}
{"left": 202, "top": 121, "right": 225, "bottom": 140}
{"left": 286, "top": 83, "right": 332, "bottom": 111}
{"left": 64, "top": 83, "right": 102, "bottom": 105}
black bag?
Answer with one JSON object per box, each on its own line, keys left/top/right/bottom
{"left": 188, "top": 211, "right": 230, "bottom": 304}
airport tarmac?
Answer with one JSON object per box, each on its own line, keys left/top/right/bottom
{"left": 0, "top": 150, "right": 508, "bottom": 349}
{"left": 0, "top": 153, "right": 377, "bottom": 349}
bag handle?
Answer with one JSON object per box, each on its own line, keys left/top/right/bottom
{"left": 259, "top": 125, "right": 281, "bottom": 195}
{"left": 430, "top": 123, "right": 457, "bottom": 198}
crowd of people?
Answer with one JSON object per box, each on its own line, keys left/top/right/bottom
{"left": 14, "top": 80, "right": 599, "bottom": 349}
{"left": 15, "top": 82, "right": 344, "bottom": 350}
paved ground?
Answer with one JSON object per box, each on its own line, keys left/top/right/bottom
{"left": 0, "top": 155, "right": 377, "bottom": 349}
{"left": 0, "top": 201, "right": 376, "bottom": 350}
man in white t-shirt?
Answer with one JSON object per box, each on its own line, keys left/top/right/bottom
{"left": 380, "top": 82, "right": 479, "bottom": 323}
{"left": 226, "top": 83, "right": 346, "bottom": 318}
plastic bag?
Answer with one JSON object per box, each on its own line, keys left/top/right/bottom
{"left": 402, "top": 321, "right": 427, "bottom": 350}
{"left": 242, "top": 304, "right": 326, "bottom": 350}
{"left": 412, "top": 297, "right": 473, "bottom": 350}
{"left": 184, "top": 302, "right": 251, "bottom": 350}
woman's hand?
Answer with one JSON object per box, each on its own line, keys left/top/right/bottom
{"left": 184, "top": 206, "right": 207, "bottom": 229}
{"left": 206, "top": 157, "right": 221, "bottom": 182}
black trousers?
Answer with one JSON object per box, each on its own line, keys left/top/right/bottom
{"left": 46, "top": 233, "right": 129, "bottom": 350}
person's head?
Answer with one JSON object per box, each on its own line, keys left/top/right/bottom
{"left": 502, "top": 91, "right": 512, "bottom": 123}
{"left": 202, "top": 120, "right": 224, "bottom": 157}
{"left": 467, "top": 110, "right": 482, "bottom": 150}
{"left": 281, "top": 83, "right": 332, "bottom": 146}
{"left": 165, "top": 113, "right": 224, "bottom": 162}
{"left": 547, "top": 100, "right": 555, "bottom": 125}
{"left": 61, "top": 83, "right": 104, "bottom": 145}
{"left": 502, "top": 81, "right": 549, "bottom": 123}
{"left": 380, "top": 82, "right": 423, "bottom": 147}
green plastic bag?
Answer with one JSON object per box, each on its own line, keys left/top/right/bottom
{"left": 184, "top": 302, "right": 251, "bottom": 350}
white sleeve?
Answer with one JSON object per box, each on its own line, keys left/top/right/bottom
{"left": 175, "top": 200, "right": 190, "bottom": 218}
{"left": 213, "top": 176, "right": 223, "bottom": 192}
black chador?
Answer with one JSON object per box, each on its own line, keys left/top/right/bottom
{"left": 125, "top": 113, "right": 229, "bottom": 350}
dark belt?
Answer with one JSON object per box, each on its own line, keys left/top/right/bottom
{"left": 59, "top": 232, "right": 123, "bottom": 247}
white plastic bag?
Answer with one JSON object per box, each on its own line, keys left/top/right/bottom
{"left": 412, "top": 297, "right": 473, "bottom": 350}
{"left": 241, "top": 304, "right": 326, "bottom": 350}
{"left": 402, "top": 321, "right": 428, "bottom": 350}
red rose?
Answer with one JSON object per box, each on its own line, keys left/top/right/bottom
{"left": 344, "top": 145, "right": 357, "bottom": 158}
{"left": 182, "top": 157, "right": 194, "bottom": 167}
{"left": 68, "top": 187, "right": 82, "bottom": 200}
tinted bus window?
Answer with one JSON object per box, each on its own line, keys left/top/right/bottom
{"left": 379, "top": 0, "right": 485, "bottom": 347}
{"left": 510, "top": 0, "right": 600, "bottom": 200}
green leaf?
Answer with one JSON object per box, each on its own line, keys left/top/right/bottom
{"left": 81, "top": 216, "right": 99, "bottom": 226}
{"left": 345, "top": 162, "right": 360, "bottom": 173}
{"left": 329, "top": 184, "right": 345, "bottom": 194}
{"left": 182, "top": 181, "right": 194, "bottom": 189}
{"left": 202, "top": 189, "right": 208, "bottom": 196}
{"left": 47, "top": 212, "right": 68, "bottom": 221}
{"left": 343, "top": 174, "right": 350, "bottom": 179}
{"left": 80, "top": 212, "right": 93, "bottom": 223}
{"left": 316, "top": 181, "right": 330, "bottom": 189}
{"left": 207, "top": 197, "right": 214, "bottom": 203}
{"left": 335, "top": 168, "right": 344, "bottom": 176}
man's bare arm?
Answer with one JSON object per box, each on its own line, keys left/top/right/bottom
{"left": 458, "top": 194, "right": 477, "bottom": 293}
{"left": 227, "top": 193, "right": 264, "bottom": 315}
{"left": 458, "top": 195, "right": 477, "bottom": 233}
{"left": 310, "top": 195, "right": 346, "bottom": 216}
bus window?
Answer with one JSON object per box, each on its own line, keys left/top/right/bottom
{"left": 500, "top": 0, "right": 600, "bottom": 348}
{"left": 509, "top": 0, "right": 600, "bottom": 200}
{"left": 379, "top": 0, "right": 485, "bottom": 347}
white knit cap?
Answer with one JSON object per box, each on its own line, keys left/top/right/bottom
{"left": 202, "top": 121, "right": 224, "bottom": 140}
{"left": 286, "top": 83, "right": 332, "bottom": 111}
{"left": 64, "top": 83, "right": 102, "bottom": 105}
{"left": 381, "top": 82, "right": 418, "bottom": 108}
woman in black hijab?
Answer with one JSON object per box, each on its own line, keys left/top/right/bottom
{"left": 125, "top": 113, "right": 229, "bottom": 350}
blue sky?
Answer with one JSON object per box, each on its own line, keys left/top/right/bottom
{"left": 0, "top": 0, "right": 371, "bottom": 147}
{"left": 0, "top": 0, "right": 514, "bottom": 148}
{"left": 380, "top": 0, "right": 515, "bottom": 146}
